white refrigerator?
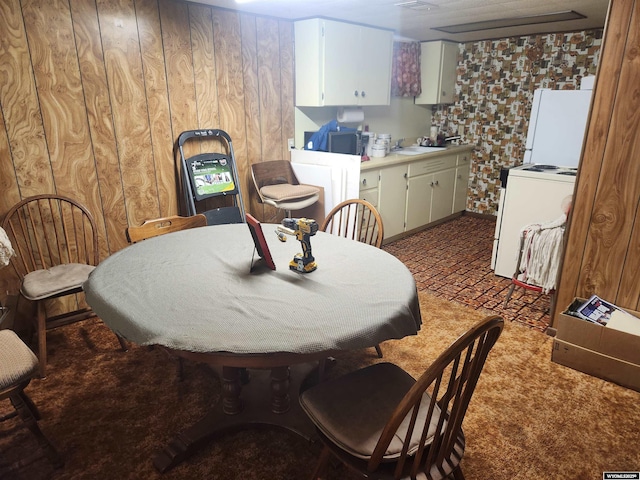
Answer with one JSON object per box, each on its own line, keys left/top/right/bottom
{"left": 523, "top": 87, "right": 593, "bottom": 167}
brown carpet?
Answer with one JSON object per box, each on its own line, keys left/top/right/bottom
{"left": 1, "top": 292, "right": 639, "bottom": 479}
{"left": 383, "top": 216, "right": 553, "bottom": 332}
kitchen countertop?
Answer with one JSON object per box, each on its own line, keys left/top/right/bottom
{"left": 360, "top": 144, "right": 474, "bottom": 172}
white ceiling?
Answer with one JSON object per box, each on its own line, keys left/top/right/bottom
{"left": 193, "top": 0, "right": 609, "bottom": 42}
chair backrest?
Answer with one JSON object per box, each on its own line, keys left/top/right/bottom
{"left": 2, "top": 194, "right": 98, "bottom": 279}
{"left": 126, "top": 214, "right": 207, "bottom": 244}
{"left": 321, "top": 199, "right": 384, "bottom": 248}
{"left": 370, "top": 315, "right": 503, "bottom": 478}
{"left": 251, "top": 160, "right": 300, "bottom": 203}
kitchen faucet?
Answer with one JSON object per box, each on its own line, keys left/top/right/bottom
{"left": 391, "top": 138, "right": 405, "bottom": 150}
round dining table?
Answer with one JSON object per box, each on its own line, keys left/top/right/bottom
{"left": 84, "top": 221, "right": 421, "bottom": 472}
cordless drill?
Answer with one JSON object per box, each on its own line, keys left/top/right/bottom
{"left": 277, "top": 218, "right": 319, "bottom": 273}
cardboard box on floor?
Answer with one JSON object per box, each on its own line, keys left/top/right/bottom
{"left": 552, "top": 298, "right": 640, "bottom": 392}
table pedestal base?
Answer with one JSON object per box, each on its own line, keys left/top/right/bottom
{"left": 152, "top": 362, "right": 323, "bottom": 473}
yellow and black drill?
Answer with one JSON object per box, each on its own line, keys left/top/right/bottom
{"left": 277, "top": 218, "right": 319, "bottom": 273}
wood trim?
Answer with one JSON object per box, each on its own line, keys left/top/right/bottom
{"left": 554, "top": 0, "right": 640, "bottom": 322}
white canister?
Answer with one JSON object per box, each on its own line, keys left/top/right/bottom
{"left": 378, "top": 133, "right": 391, "bottom": 154}
{"left": 362, "top": 132, "right": 376, "bottom": 157}
{"left": 371, "top": 144, "right": 386, "bottom": 158}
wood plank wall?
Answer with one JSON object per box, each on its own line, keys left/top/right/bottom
{"left": 554, "top": 0, "right": 640, "bottom": 321}
{"left": 0, "top": 0, "right": 293, "bottom": 294}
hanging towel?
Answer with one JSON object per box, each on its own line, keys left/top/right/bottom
{"left": 517, "top": 214, "right": 566, "bottom": 294}
{"left": 0, "top": 227, "right": 15, "bottom": 268}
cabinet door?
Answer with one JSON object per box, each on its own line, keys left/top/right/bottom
{"left": 323, "top": 20, "right": 360, "bottom": 106}
{"left": 378, "top": 164, "right": 408, "bottom": 238}
{"left": 359, "top": 188, "right": 379, "bottom": 208}
{"left": 453, "top": 157, "right": 470, "bottom": 213}
{"left": 294, "top": 19, "right": 323, "bottom": 106}
{"left": 430, "top": 169, "right": 456, "bottom": 222}
{"left": 357, "top": 26, "right": 393, "bottom": 106}
{"left": 415, "top": 41, "right": 458, "bottom": 105}
{"left": 406, "top": 174, "right": 433, "bottom": 231}
{"left": 438, "top": 41, "right": 458, "bottom": 104}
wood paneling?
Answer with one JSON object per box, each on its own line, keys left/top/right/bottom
{"left": 0, "top": 0, "right": 53, "bottom": 198}
{"left": 98, "top": 0, "right": 159, "bottom": 228}
{"left": 0, "top": 0, "right": 294, "bottom": 295}
{"left": 137, "top": 0, "right": 177, "bottom": 220}
{"left": 70, "top": 0, "right": 128, "bottom": 254}
{"left": 279, "top": 20, "right": 295, "bottom": 161}
{"left": 190, "top": 4, "right": 219, "bottom": 131}
{"left": 554, "top": 0, "right": 640, "bottom": 320}
{"left": 240, "top": 14, "right": 265, "bottom": 218}
{"left": 257, "top": 17, "right": 283, "bottom": 163}
{"left": 23, "top": 0, "right": 110, "bottom": 258}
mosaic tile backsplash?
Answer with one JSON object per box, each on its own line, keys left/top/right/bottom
{"left": 432, "top": 30, "right": 603, "bottom": 215}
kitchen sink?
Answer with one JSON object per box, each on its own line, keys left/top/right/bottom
{"left": 394, "top": 146, "right": 447, "bottom": 156}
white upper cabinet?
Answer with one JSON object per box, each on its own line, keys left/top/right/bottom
{"left": 415, "top": 40, "right": 458, "bottom": 105}
{"left": 295, "top": 18, "right": 393, "bottom": 107}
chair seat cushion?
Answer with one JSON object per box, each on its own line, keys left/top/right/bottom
{"left": 260, "top": 183, "right": 319, "bottom": 202}
{"left": 21, "top": 263, "right": 95, "bottom": 301}
{"left": 300, "top": 362, "right": 443, "bottom": 461}
{"left": 0, "top": 330, "right": 38, "bottom": 389}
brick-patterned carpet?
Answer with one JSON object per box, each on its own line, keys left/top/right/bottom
{"left": 383, "top": 215, "right": 552, "bottom": 331}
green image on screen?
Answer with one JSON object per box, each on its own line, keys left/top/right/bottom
{"left": 191, "top": 156, "right": 236, "bottom": 199}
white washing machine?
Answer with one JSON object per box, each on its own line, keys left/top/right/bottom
{"left": 492, "top": 164, "right": 576, "bottom": 278}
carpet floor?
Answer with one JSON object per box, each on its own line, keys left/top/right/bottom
{"left": 1, "top": 216, "right": 639, "bottom": 479}
{"left": 383, "top": 215, "right": 553, "bottom": 331}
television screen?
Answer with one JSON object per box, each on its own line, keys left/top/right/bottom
{"left": 188, "top": 153, "right": 238, "bottom": 201}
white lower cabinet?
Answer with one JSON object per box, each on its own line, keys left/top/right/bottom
{"left": 405, "top": 174, "right": 432, "bottom": 231}
{"left": 429, "top": 169, "right": 457, "bottom": 222}
{"left": 362, "top": 150, "right": 470, "bottom": 242}
{"left": 377, "top": 164, "right": 409, "bottom": 239}
{"left": 453, "top": 169, "right": 468, "bottom": 213}
{"left": 453, "top": 153, "right": 471, "bottom": 213}
{"left": 358, "top": 169, "right": 380, "bottom": 207}
{"left": 406, "top": 155, "right": 456, "bottom": 230}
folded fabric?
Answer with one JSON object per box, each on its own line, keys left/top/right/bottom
{"left": 517, "top": 214, "right": 566, "bottom": 293}
{"left": 0, "top": 227, "right": 15, "bottom": 268}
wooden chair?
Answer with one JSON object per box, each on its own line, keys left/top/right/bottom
{"left": 0, "top": 329, "right": 63, "bottom": 473}
{"left": 125, "top": 214, "right": 207, "bottom": 380}
{"left": 321, "top": 198, "right": 384, "bottom": 248}
{"left": 300, "top": 315, "right": 504, "bottom": 480}
{"left": 126, "top": 214, "right": 207, "bottom": 243}
{"left": 251, "top": 160, "right": 321, "bottom": 216}
{"left": 2, "top": 194, "right": 127, "bottom": 378}
{"left": 321, "top": 199, "right": 385, "bottom": 357}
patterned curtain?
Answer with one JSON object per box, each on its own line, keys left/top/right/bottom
{"left": 391, "top": 41, "right": 422, "bottom": 97}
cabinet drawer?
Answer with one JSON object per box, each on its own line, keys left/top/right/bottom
{"left": 360, "top": 170, "right": 379, "bottom": 190}
{"left": 457, "top": 153, "right": 470, "bottom": 166}
{"left": 407, "top": 155, "right": 456, "bottom": 177}
{"left": 359, "top": 188, "right": 379, "bottom": 207}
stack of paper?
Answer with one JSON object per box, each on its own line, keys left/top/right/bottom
{"left": 576, "top": 294, "right": 640, "bottom": 334}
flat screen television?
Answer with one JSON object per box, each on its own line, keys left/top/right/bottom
{"left": 187, "top": 153, "right": 238, "bottom": 201}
